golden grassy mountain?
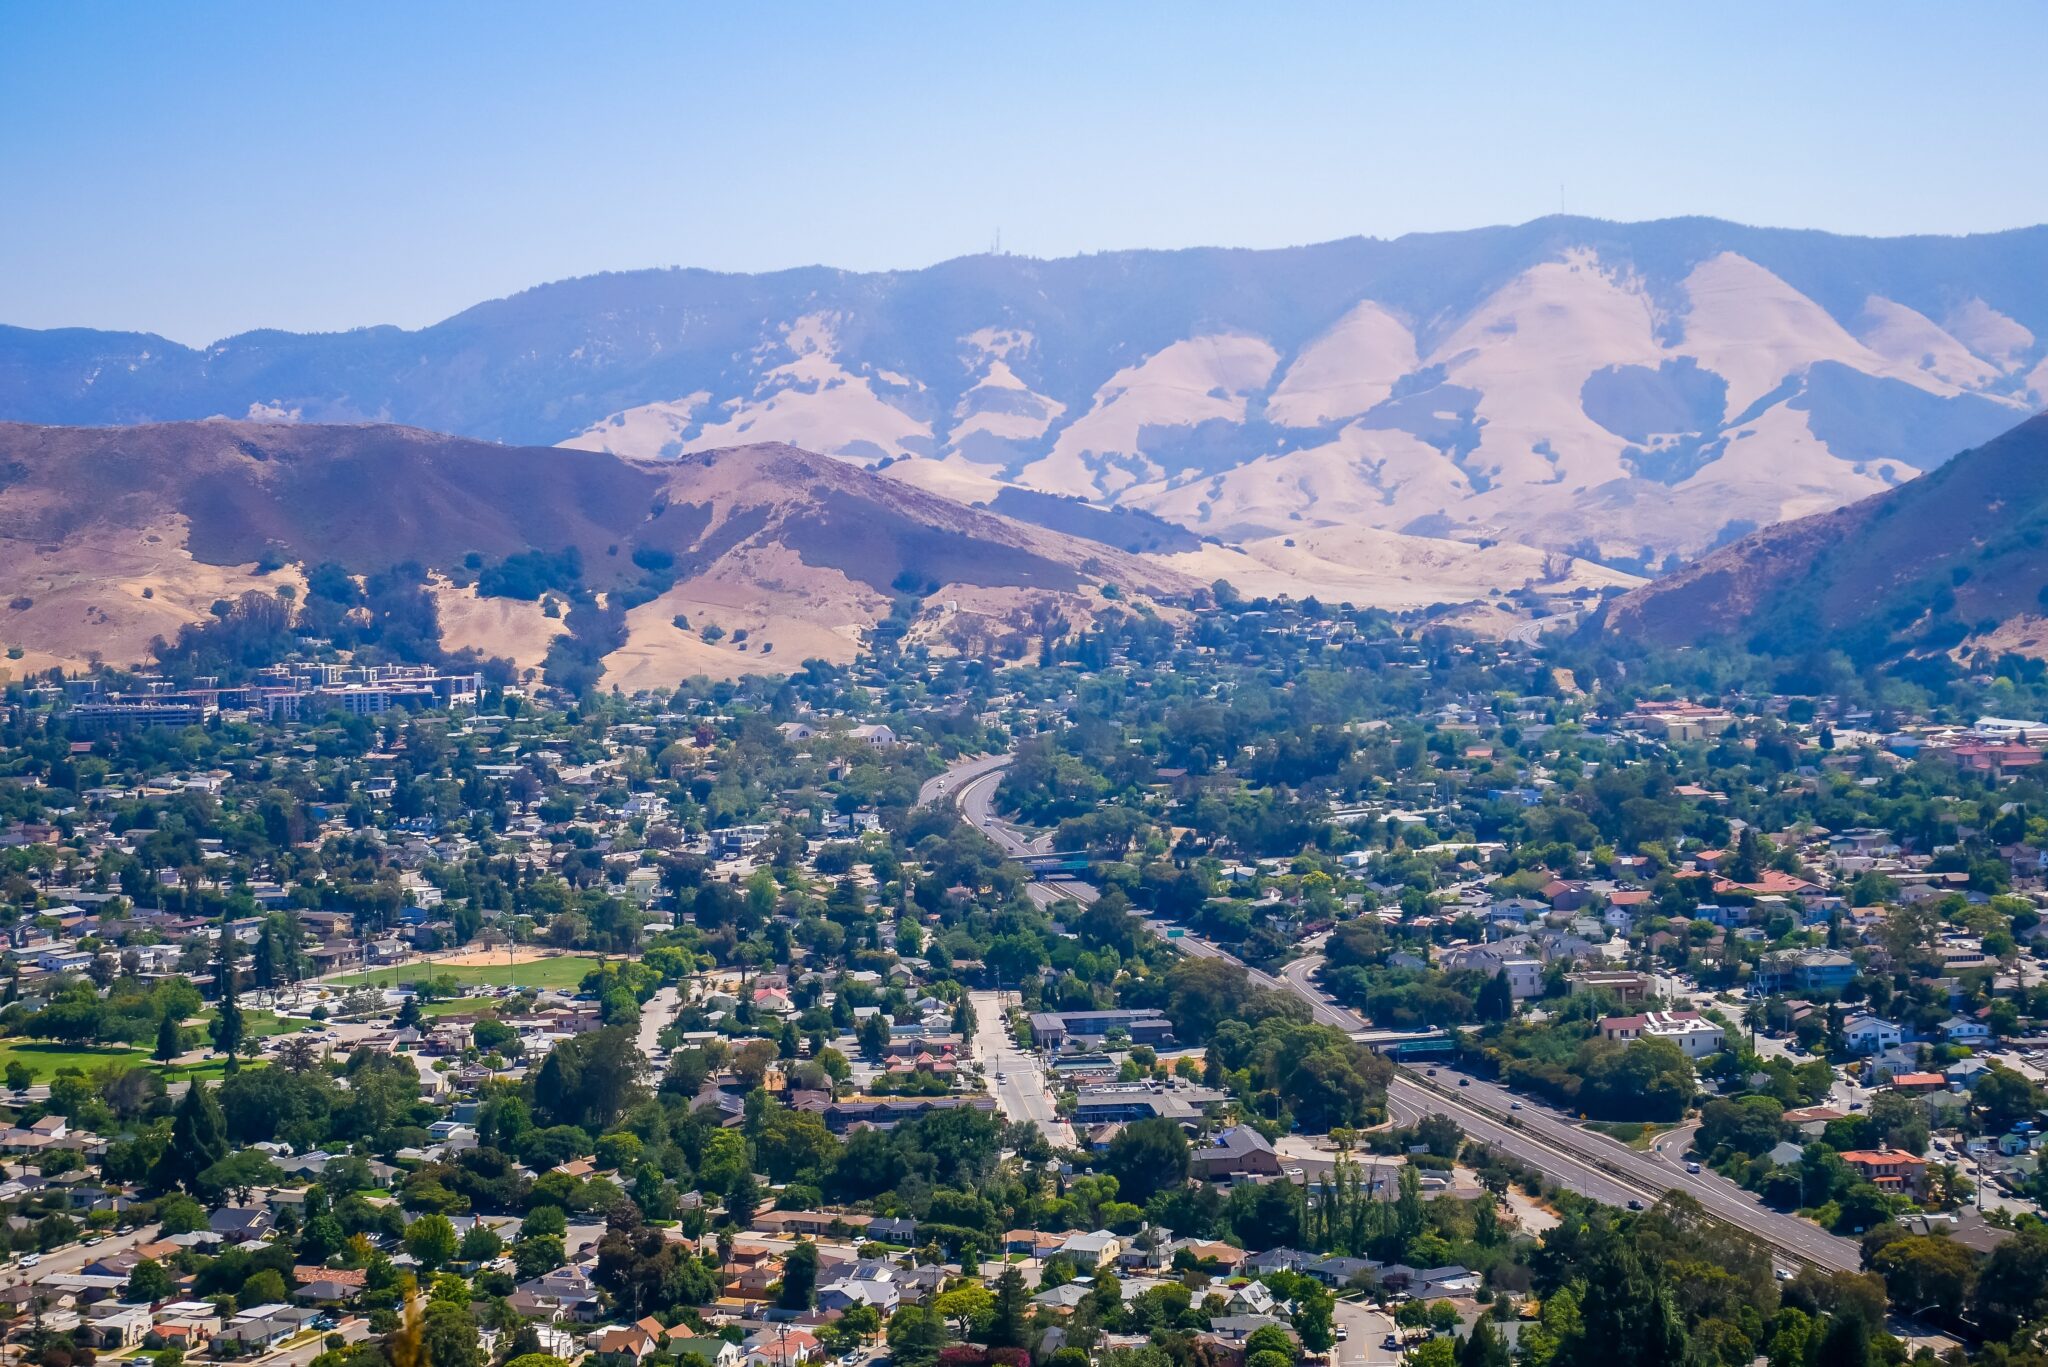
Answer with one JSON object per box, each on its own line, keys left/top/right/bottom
{"left": 0, "top": 421, "right": 1193, "bottom": 686}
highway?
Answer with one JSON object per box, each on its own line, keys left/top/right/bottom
{"left": 929, "top": 747, "right": 1862, "bottom": 1272}
{"left": 929, "top": 752, "right": 1097, "bottom": 908}
{"left": 1181, "top": 936, "right": 1863, "bottom": 1273}
{"left": 916, "top": 752, "right": 1016, "bottom": 812}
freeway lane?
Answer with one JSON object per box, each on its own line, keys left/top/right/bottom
{"left": 935, "top": 752, "right": 1097, "bottom": 907}
{"left": 917, "top": 752, "right": 1015, "bottom": 809}
{"left": 1397, "top": 1067, "right": 1859, "bottom": 1272}
{"left": 1177, "top": 933, "right": 1862, "bottom": 1273}
{"left": 937, "top": 750, "right": 1859, "bottom": 1272}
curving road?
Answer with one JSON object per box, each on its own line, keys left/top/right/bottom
{"left": 917, "top": 752, "right": 1016, "bottom": 810}
{"left": 931, "top": 752, "right": 1096, "bottom": 907}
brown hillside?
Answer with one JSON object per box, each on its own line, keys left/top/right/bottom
{"left": 0, "top": 421, "right": 1194, "bottom": 682}
{"left": 1605, "top": 411, "right": 2048, "bottom": 660}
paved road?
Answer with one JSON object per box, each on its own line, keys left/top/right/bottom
{"left": 3, "top": 1222, "right": 162, "bottom": 1293}
{"left": 637, "top": 984, "right": 680, "bottom": 1061}
{"left": 933, "top": 750, "right": 1097, "bottom": 907}
{"left": 969, "top": 988, "right": 1075, "bottom": 1147}
{"left": 956, "top": 767, "right": 1053, "bottom": 857}
{"left": 1333, "top": 1300, "right": 1401, "bottom": 1367}
{"left": 916, "top": 752, "right": 1015, "bottom": 809}
{"left": 1176, "top": 931, "right": 1863, "bottom": 1273}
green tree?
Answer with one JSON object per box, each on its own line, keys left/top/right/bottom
{"left": 936, "top": 1284, "right": 993, "bottom": 1339}
{"left": 1459, "top": 1315, "right": 1510, "bottom": 1367}
{"left": 1568, "top": 1234, "right": 1687, "bottom": 1367}
{"left": 780, "top": 1239, "right": 820, "bottom": 1310}
{"left": 887, "top": 1304, "right": 950, "bottom": 1367}
{"left": 423, "top": 1299, "right": 484, "bottom": 1367}
{"left": 1476, "top": 970, "right": 1514, "bottom": 1023}
{"left": 157, "top": 1192, "right": 209, "bottom": 1234}
{"left": 1104, "top": 1117, "right": 1191, "bottom": 1204}
{"left": 514, "top": 1235, "right": 566, "bottom": 1279}
{"left": 986, "top": 1264, "right": 1031, "bottom": 1349}
{"left": 155, "top": 1011, "right": 184, "bottom": 1065}
{"left": 1244, "top": 1326, "right": 1296, "bottom": 1361}
{"left": 211, "top": 929, "right": 246, "bottom": 1074}
{"left": 126, "top": 1258, "right": 175, "bottom": 1302}
{"left": 239, "top": 1268, "right": 288, "bottom": 1310}
{"left": 152, "top": 1080, "right": 229, "bottom": 1197}
{"left": 1292, "top": 1283, "right": 1336, "bottom": 1354}
{"left": 459, "top": 1223, "right": 505, "bottom": 1264}
{"left": 406, "top": 1214, "right": 460, "bottom": 1272}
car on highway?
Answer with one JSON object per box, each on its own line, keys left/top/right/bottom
{"left": 1510, "top": 1101, "right": 1522, "bottom": 1110}
{"left": 1458, "top": 1078, "right": 1469, "bottom": 1087}
{"left": 20, "top": 1254, "right": 39, "bottom": 1268}
{"left": 1627, "top": 1199, "right": 1645, "bottom": 1210}
{"left": 1686, "top": 1161, "right": 1702, "bottom": 1174}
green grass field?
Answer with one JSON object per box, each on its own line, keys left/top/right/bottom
{"left": 327, "top": 953, "right": 601, "bottom": 993}
{"left": 0, "top": 1039, "right": 147, "bottom": 1081}
{"left": 0, "top": 1038, "right": 266, "bottom": 1085}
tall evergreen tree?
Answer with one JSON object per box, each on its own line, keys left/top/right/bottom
{"left": 151, "top": 1080, "right": 228, "bottom": 1197}
{"left": 154, "top": 1010, "right": 182, "bottom": 1065}
{"left": 1477, "top": 969, "right": 1514, "bottom": 1022}
{"left": 1458, "top": 1315, "right": 1510, "bottom": 1367}
{"left": 210, "top": 924, "right": 245, "bottom": 1074}
{"left": 987, "top": 1265, "right": 1031, "bottom": 1349}
{"left": 252, "top": 925, "right": 280, "bottom": 993}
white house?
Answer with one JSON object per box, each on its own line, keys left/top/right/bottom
{"left": 1943, "top": 1016, "right": 1991, "bottom": 1044}
{"left": 1842, "top": 1014, "right": 1904, "bottom": 1055}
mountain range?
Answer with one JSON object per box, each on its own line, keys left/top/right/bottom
{"left": 7, "top": 216, "right": 2046, "bottom": 574}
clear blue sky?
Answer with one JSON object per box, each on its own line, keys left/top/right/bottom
{"left": 5, "top": 2, "right": 2046, "bottom": 345}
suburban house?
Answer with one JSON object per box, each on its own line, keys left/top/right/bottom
{"left": 1188, "top": 1126, "right": 1283, "bottom": 1181}
{"left": 1059, "top": 1230, "right": 1123, "bottom": 1269}
{"left": 1842, "top": 1015, "right": 1905, "bottom": 1054}
{"left": 1598, "top": 1010, "right": 1725, "bottom": 1059}
{"left": 1839, "top": 1148, "right": 1929, "bottom": 1196}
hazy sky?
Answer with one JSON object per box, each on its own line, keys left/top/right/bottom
{"left": 6, "top": 2, "right": 2047, "bottom": 345}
